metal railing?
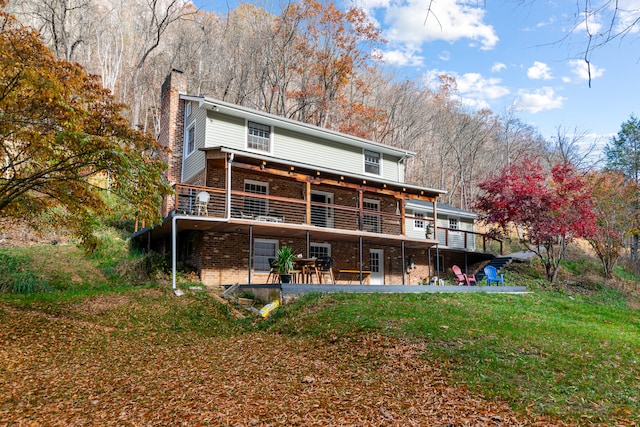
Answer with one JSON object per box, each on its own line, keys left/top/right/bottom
{"left": 172, "top": 184, "right": 502, "bottom": 252}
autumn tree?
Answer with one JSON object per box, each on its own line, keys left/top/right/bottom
{"left": 474, "top": 159, "right": 596, "bottom": 283}
{"left": 586, "top": 171, "right": 639, "bottom": 278}
{"left": 0, "top": 3, "right": 171, "bottom": 250}
{"left": 604, "top": 115, "right": 640, "bottom": 265}
{"left": 286, "top": 0, "right": 382, "bottom": 128}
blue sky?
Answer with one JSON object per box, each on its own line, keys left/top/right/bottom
{"left": 200, "top": 0, "right": 639, "bottom": 157}
{"left": 354, "top": 0, "right": 640, "bottom": 157}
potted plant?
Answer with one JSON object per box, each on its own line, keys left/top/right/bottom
{"left": 275, "top": 246, "right": 295, "bottom": 283}
{"left": 425, "top": 222, "right": 433, "bottom": 239}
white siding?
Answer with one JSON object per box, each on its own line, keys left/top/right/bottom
{"left": 201, "top": 112, "right": 404, "bottom": 180}
{"left": 205, "top": 111, "right": 246, "bottom": 150}
{"left": 182, "top": 105, "right": 207, "bottom": 182}
{"left": 381, "top": 155, "right": 400, "bottom": 181}
{"left": 275, "top": 127, "right": 361, "bottom": 171}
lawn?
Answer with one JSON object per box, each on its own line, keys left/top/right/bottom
{"left": 0, "top": 245, "right": 639, "bottom": 426}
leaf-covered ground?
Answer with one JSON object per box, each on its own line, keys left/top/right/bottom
{"left": 1, "top": 291, "right": 569, "bottom": 426}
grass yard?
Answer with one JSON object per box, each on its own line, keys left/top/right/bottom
{"left": 0, "top": 244, "right": 639, "bottom": 426}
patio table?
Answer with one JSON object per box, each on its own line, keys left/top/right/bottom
{"left": 293, "top": 258, "right": 320, "bottom": 283}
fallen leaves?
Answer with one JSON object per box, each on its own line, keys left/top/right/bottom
{"left": 0, "top": 296, "right": 573, "bottom": 426}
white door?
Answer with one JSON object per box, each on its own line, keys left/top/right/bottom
{"left": 311, "top": 191, "right": 334, "bottom": 228}
{"left": 369, "top": 249, "right": 384, "bottom": 285}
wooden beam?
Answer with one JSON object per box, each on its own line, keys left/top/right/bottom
{"left": 232, "top": 162, "right": 437, "bottom": 201}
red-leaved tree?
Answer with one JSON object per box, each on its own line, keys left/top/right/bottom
{"left": 474, "top": 158, "right": 597, "bottom": 283}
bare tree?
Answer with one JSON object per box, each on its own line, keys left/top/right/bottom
{"left": 546, "top": 125, "right": 600, "bottom": 171}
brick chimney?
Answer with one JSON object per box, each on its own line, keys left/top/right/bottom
{"left": 159, "top": 69, "right": 186, "bottom": 216}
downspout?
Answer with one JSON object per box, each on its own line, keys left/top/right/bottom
{"left": 172, "top": 153, "right": 234, "bottom": 295}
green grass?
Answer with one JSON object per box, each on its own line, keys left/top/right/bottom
{"left": 273, "top": 290, "right": 640, "bottom": 425}
{"left": 1, "top": 236, "right": 639, "bottom": 425}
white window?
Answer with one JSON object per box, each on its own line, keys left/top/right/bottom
{"left": 247, "top": 121, "right": 271, "bottom": 152}
{"left": 449, "top": 217, "right": 460, "bottom": 233}
{"left": 310, "top": 243, "right": 331, "bottom": 259}
{"left": 254, "top": 239, "right": 278, "bottom": 272}
{"left": 364, "top": 150, "right": 381, "bottom": 175}
{"left": 413, "top": 212, "right": 425, "bottom": 229}
{"left": 184, "top": 101, "right": 192, "bottom": 118}
{"left": 362, "top": 198, "right": 381, "bottom": 233}
{"left": 244, "top": 180, "right": 268, "bottom": 216}
{"left": 185, "top": 123, "right": 195, "bottom": 157}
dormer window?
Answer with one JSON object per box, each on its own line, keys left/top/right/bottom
{"left": 184, "top": 101, "right": 192, "bottom": 118}
{"left": 364, "top": 150, "right": 381, "bottom": 175}
{"left": 247, "top": 121, "right": 271, "bottom": 152}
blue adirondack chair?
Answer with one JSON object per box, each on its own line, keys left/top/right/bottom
{"left": 484, "top": 265, "right": 504, "bottom": 286}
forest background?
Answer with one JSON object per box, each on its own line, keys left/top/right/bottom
{"left": 4, "top": 0, "right": 593, "bottom": 211}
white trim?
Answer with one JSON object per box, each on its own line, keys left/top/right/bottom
{"left": 362, "top": 198, "right": 381, "bottom": 233}
{"left": 207, "top": 146, "right": 447, "bottom": 196}
{"left": 189, "top": 94, "right": 416, "bottom": 158}
{"left": 369, "top": 249, "right": 384, "bottom": 285}
{"left": 363, "top": 149, "right": 382, "bottom": 176}
{"left": 448, "top": 217, "right": 461, "bottom": 235}
{"left": 184, "top": 122, "right": 196, "bottom": 159}
{"left": 253, "top": 238, "right": 279, "bottom": 272}
{"left": 244, "top": 179, "right": 269, "bottom": 216}
{"left": 413, "top": 211, "right": 426, "bottom": 230}
{"left": 245, "top": 119, "right": 273, "bottom": 155}
{"left": 310, "top": 190, "right": 334, "bottom": 228}
{"left": 310, "top": 242, "right": 331, "bottom": 258}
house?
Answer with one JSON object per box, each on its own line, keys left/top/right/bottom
{"left": 134, "top": 70, "right": 494, "bottom": 287}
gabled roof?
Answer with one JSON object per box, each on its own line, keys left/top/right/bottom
{"left": 182, "top": 94, "right": 416, "bottom": 159}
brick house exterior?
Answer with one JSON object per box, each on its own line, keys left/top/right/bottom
{"left": 135, "top": 70, "right": 492, "bottom": 287}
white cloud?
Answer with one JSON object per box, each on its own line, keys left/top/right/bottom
{"left": 614, "top": 0, "right": 640, "bottom": 34}
{"left": 376, "top": 47, "right": 424, "bottom": 67}
{"left": 491, "top": 62, "right": 506, "bottom": 73}
{"left": 564, "top": 59, "right": 605, "bottom": 82}
{"left": 527, "top": 61, "right": 553, "bottom": 80}
{"left": 439, "top": 50, "right": 451, "bottom": 61}
{"left": 422, "top": 69, "right": 510, "bottom": 110}
{"left": 512, "top": 87, "right": 565, "bottom": 113}
{"left": 356, "top": 0, "right": 499, "bottom": 51}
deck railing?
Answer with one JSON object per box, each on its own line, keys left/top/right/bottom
{"left": 172, "top": 184, "right": 502, "bottom": 253}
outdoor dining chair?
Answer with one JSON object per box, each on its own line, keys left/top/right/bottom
{"left": 195, "top": 191, "right": 210, "bottom": 216}
{"left": 316, "top": 256, "right": 335, "bottom": 284}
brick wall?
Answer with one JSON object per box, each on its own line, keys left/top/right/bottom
{"left": 191, "top": 231, "right": 443, "bottom": 286}
{"left": 159, "top": 70, "right": 186, "bottom": 216}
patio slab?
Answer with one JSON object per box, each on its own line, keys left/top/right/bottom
{"left": 281, "top": 284, "right": 527, "bottom": 295}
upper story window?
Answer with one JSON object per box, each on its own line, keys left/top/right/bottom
{"left": 413, "top": 212, "right": 425, "bottom": 229}
{"left": 184, "top": 123, "right": 195, "bottom": 157}
{"left": 449, "top": 217, "right": 460, "bottom": 233}
{"left": 364, "top": 150, "right": 381, "bottom": 175}
{"left": 247, "top": 121, "right": 271, "bottom": 152}
{"left": 184, "top": 101, "right": 192, "bottom": 118}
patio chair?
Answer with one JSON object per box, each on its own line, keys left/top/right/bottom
{"left": 452, "top": 265, "right": 477, "bottom": 286}
{"left": 195, "top": 191, "right": 210, "bottom": 216}
{"left": 316, "top": 256, "right": 335, "bottom": 284}
{"left": 266, "top": 258, "right": 279, "bottom": 284}
{"left": 483, "top": 265, "right": 505, "bottom": 286}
